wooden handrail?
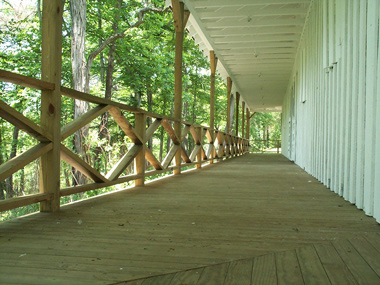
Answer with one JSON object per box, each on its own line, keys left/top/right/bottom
{"left": 0, "top": 70, "right": 250, "bottom": 213}
{"left": 0, "top": 69, "right": 55, "bottom": 91}
{"left": 0, "top": 193, "right": 54, "bottom": 212}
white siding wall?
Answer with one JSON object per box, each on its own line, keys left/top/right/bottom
{"left": 282, "top": 0, "right": 380, "bottom": 222}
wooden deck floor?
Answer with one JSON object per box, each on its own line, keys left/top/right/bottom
{"left": 1, "top": 154, "right": 380, "bottom": 284}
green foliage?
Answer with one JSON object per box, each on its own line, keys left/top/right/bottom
{"left": 0, "top": 0, "right": 239, "bottom": 222}
{"left": 250, "top": 112, "right": 282, "bottom": 152}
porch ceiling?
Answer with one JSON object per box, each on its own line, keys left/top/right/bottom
{"left": 178, "top": 0, "right": 312, "bottom": 112}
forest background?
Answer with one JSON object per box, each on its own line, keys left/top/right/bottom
{"left": 0, "top": 0, "right": 281, "bottom": 221}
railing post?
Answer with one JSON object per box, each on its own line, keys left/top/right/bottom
{"left": 134, "top": 113, "right": 146, "bottom": 186}
{"left": 210, "top": 51, "right": 217, "bottom": 164}
{"left": 196, "top": 127, "right": 202, "bottom": 169}
{"left": 172, "top": 0, "right": 189, "bottom": 175}
{"left": 235, "top": 92, "right": 240, "bottom": 137}
{"left": 226, "top": 77, "right": 232, "bottom": 134}
{"left": 246, "top": 108, "right": 250, "bottom": 153}
{"left": 242, "top": 101, "right": 245, "bottom": 141}
{"left": 39, "top": 0, "right": 63, "bottom": 212}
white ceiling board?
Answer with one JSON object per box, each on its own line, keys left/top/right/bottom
{"left": 210, "top": 26, "right": 303, "bottom": 37}
{"left": 192, "top": 0, "right": 311, "bottom": 8}
{"left": 182, "top": 0, "right": 312, "bottom": 112}
{"left": 198, "top": 8, "right": 309, "bottom": 19}
{"left": 202, "top": 17, "right": 306, "bottom": 29}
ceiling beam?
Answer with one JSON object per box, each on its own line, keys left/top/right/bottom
{"left": 198, "top": 8, "right": 309, "bottom": 19}
{"left": 213, "top": 34, "right": 300, "bottom": 43}
{"left": 219, "top": 47, "right": 297, "bottom": 55}
{"left": 222, "top": 54, "right": 296, "bottom": 59}
{"left": 209, "top": 26, "right": 303, "bottom": 37}
{"left": 203, "top": 17, "right": 306, "bottom": 28}
{"left": 217, "top": 42, "right": 299, "bottom": 50}
{"left": 192, "top": 0, "right": 311, "bottom": 8}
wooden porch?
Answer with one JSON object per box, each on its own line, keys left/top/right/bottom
{"left": 1, "top": 153, "right": 379, "bottom": 284}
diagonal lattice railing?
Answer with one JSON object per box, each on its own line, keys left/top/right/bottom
{"left": 0, "top": 69, "right": 250, "bottom": 212}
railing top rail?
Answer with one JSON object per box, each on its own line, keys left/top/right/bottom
{"left": 0, "top": 69, "right": 55, "bottom": 91}
{"left": 1, "top": 69, "right": 250, "bottom": 140}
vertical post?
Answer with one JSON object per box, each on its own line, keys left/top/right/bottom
{"left": 172, "top": 0, "right": 189, "bottom": 175}
{"left": 235, "top": 92, "right": 240, "bottom": 137}
{"left": 210, "top": 51, "right": 218, "bottom": 130}
{"left": 196, "top": 127, "right": 202, "bottom": 169}
{"left": 246, "top": 108, "right": 251, "bottom": 153}
{"left": 226, "top": 77, "right": 232, "bottom": 134}
{"left": 242, "top": 101, "right": 245, "bottom": 139}
{"left": 39, "top": 0, "right": 63, "bottom": 212}
{"left": 209, "top": 51, "right": 217, "bottom": 164}
{"left": 134, "top": 113, "right": 146, "bottom": 186}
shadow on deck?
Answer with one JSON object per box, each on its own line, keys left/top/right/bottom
{"left": 1, "top": 154, "right": 380, "bottom": 284}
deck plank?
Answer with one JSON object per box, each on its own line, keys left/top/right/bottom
{"left": 296, "top": 245, "right": 331, "bottom": 284}
{"left": 223, "top": 258, "right": 253, "bottom": 284}
{"left": 251, "top": 253, "right": 277, "bottom": 285}
{"left": 313, "top": 243, "right": 358, "bottom": 285}
{"left": 141, "top": 273, "right": 176, "bottom": 284}
{"left": 332, "top": 239, "right": 380, "bottom": 284}
{"left": 0, "top": 154, "right": 379, "bottom": 283}
{"left": 196, "top": 263, "right": 229, "bottom": 285}
{"left": 276, "top": 250, "right": 304, "bottom": 285}
{"left": 170, "top": 268, "right": 204, "bottom": 285}
{"left": 349, "top": 237, "right": 380, "bottom": 276}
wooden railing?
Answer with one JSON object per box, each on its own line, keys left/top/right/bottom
{"left": 251, "top": 139, "right": 281, "bottom": 154}
{"left": 0, "top": 69, "right": 249, "bottom": 213}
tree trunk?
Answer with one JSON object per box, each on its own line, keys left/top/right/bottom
{"left": 147, "top": 83, "right": 153, "bottom": 151}
{"left": 97, "top": 0, "right": 105, "bottom": 84}
{"left": 5, "top": 127, "right": 19, "bottom": 198}
{"left": 166, "top": 107, "right": 173, "bottom": 154}
{"left": 135, "top": 90, "right": 142, "bottom": 108}
{"left": 71, "top": 0, "right": 89, "bottom": 185}
{"left": 37, "top": 0, "right": 42, "bottom": 33}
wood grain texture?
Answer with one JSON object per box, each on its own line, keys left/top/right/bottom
{"left": 0, "top": 100, "right": 52, "bottom": 142}
{"left": 106, "top": 145, "right": 142, "bottom": 181}
{"left": 0, "top": 143, "right": 53, "bottom": 182}
{"left": 145, "top": 148, "right": 163, "bottom": 170}
{"left": 171, "top": 268, "right": 204, "bottom": 285}
{"left": 224, "top": 259, "right": 253, "bottom": 285}
{"left": 276, "top": 250, "right": 304, "bottom": 285}
{"left": 251, "top": 253, "right": 277, "bottom": 285}
{"left": 1, "top": 154, "right": 380, "bottom": 284}
{"left": 61, "top": 105, "right": 111, "bottom": 141}
{"left": 332, "top": 239, "right": 380, "bottom": 284}
{"left": 196, "top": 263, "right": 229, "bottom": 285}
{"left": 296, "top": 246, "right": 330, "bottom": 284}
{"left": 60, "top": 144, "right": 108, "bottom": 183}
{"left": 313, "top": 243, "right": 357, "bottom": 285}
{"left": 108, "top": 107, "right": 143, "bottom": 144}
{"left": 0, "top": 69, "right": 55, "bottom": 90}
{"left": 0, "top": 193, "right": 53, "bottom": 212}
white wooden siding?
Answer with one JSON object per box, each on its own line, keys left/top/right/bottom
{"left": 282, "top": 0, "right": 380, "bottom": 222}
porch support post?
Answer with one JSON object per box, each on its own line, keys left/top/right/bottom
{"left": 209, "top": 51, "right": 217, "bottom": 163}
{"left": 242, "top": 101, "right": 245, "bottom": 138}
{"left": 210, "top": 50, "right": 218, "bottom": 131}
{"left": 246, "top": 108, "right": 251, "bottom": 152}
{"left": 241, "top": 101, "right": 245, "bottom": 154}
{"left": 134, "top": 113, "right": 146, "bottom": 186}
{"left": 39, "top": 0, "right": 63, "bottom": 212}
{"left": 235, "top": 92, "right": 240, "bottom": 137}
{"left": 226, "top": 77, "right": 232, "bottom": 134}
{"left": 172, "top": 0, "right": 189, "bottom": 175}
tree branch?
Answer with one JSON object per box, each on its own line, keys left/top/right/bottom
{"left": 86, "top": 6, "right": 169, "bottom": 72}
